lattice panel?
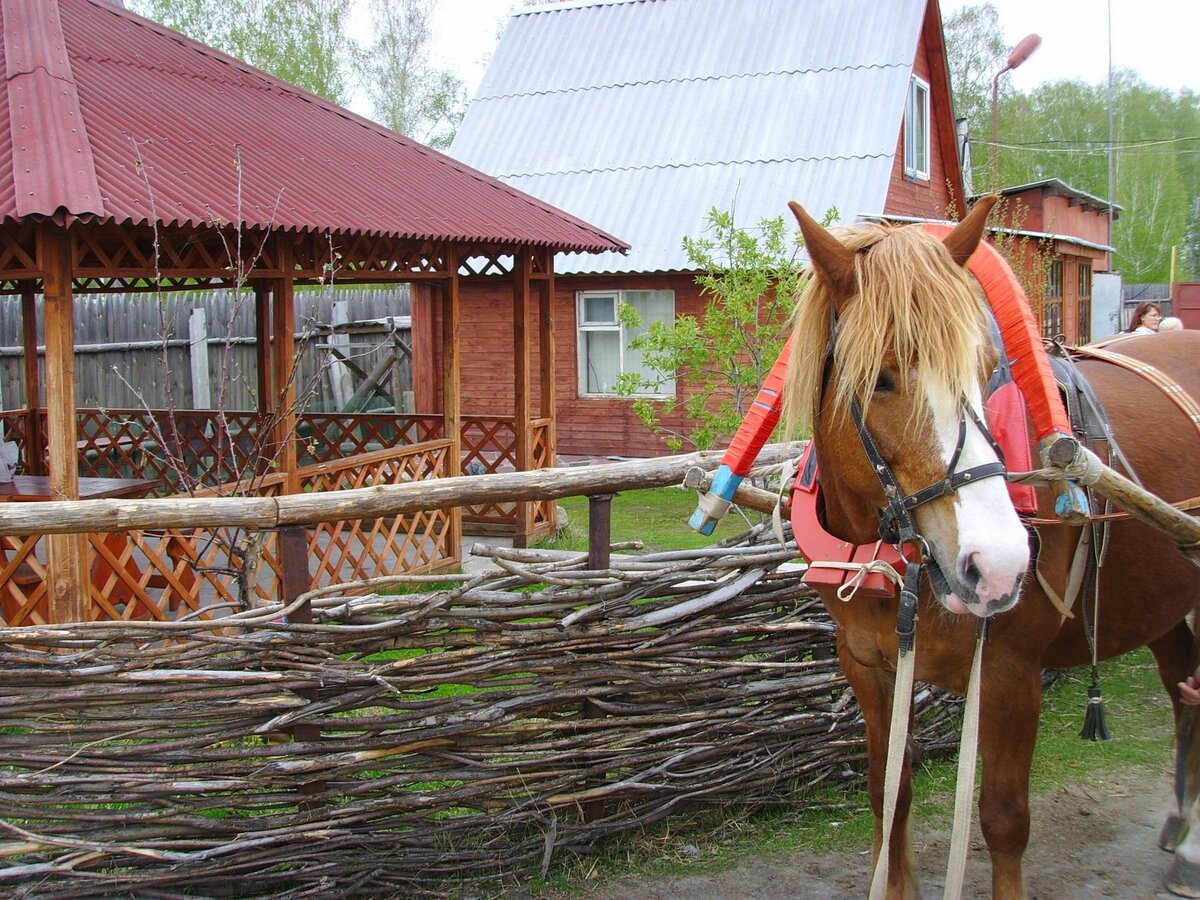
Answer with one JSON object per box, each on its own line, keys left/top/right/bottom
{"left": 461, "top": 416, "right": 518, "bottom": 524}
{"left": 299, "top": 442, "right": 455, "bottom": 585}
{"left": 0, "top": 528, "right": 282, "bottom": 626}
{"left": 301, "top": 233, "right": 449, "bottom": 278}
{"left": 298, "top": 413, "right": 443, "bottom": 464}
{"left": 531, "top": 419, "right": 555, "bottom": 530}
{"left": 72, "top": 224, "right": 280, "bottom": 280}
{"left": 0, "top": 411, "right": 33, "bottom": 473}
{"left": 0, "top": 535, "right": 48, "bottom": 625}
{"left": 72, "top": 409, "right": 266, "bottom": 490}
{"left": 0, "top": 221, "right": 38, "bottom": 279}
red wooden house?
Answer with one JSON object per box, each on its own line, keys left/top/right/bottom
{"left": 983, "top": 179, "right": 1119, "bottom": 344}
{"left": 446, "top": 0, "right": 966, "bottom": 457}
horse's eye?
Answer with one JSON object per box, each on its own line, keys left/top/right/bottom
{"left": 874, "top": 370, "right": 895, "bottom": 394}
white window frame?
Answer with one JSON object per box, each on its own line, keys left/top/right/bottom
{"left": 905, "top": 76, "right": 931, "bottom": 181}
{"left": 576, "top": 290, "right": 675, "bottom": 398}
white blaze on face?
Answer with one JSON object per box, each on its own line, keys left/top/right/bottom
{"left": 922, "top": 379, "right": 1029, "bottom": 616}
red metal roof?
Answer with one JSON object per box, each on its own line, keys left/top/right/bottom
{"left": 0, "top": 0, "right": 628, "bottom": 254}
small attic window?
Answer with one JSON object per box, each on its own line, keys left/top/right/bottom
{"left": 905, "top": 76, "right": 930, "bottom": 181}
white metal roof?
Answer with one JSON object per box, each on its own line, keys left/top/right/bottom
{"left": 450, "top": 0, "right": 929, "bottom": 274}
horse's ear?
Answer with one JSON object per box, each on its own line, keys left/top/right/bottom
{"left": 789, "top": 201, "right": 856, "bottom": 304}
{"left": 942, "top": 194, "right": 999, "bottom": 267}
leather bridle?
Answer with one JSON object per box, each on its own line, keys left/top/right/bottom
{"left": 824, "top": 316, "right": 1009, "bottom": 648}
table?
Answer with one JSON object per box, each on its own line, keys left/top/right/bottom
{"left": 0, "top": 475, "right": 161, "bottom": 502}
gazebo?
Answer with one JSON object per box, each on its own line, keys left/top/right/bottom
{"left": 0, "top": 0, "right": 626, "bottom": 625}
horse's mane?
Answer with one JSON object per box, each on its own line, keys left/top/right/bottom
{"left": 781, "top": 221, "right": 990, "bottom": 435}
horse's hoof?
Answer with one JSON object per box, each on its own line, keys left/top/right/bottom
{"left": 1165, "top": 856, "right": 1200, "bottom": 897}
{"left": 1162, "top": 813, "right": 1189, "bottom": 852}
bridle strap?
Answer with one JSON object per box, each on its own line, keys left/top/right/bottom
{"left": 850, "top": 397, "right": 1007, "bottom": 548}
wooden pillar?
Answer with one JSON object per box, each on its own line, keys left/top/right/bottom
{"left": 441, "top": 246, "right": 462, "bottom": 558}
{"left": 410, "top": 281, "right": 438, "bottom": 413}
{"left": 270, "top": 239, "right": 299, "bottom": 494}
{"left": 20, "top": 283, "right": 44, "bottom": 475}
{"left": 38, "top": 224, "right": 87, "bottom": 622}
{"left": 539, "top": 251, "right": 557, "bottom": 465}
{"left": 254, "top": 282, "right": 272, "bottom": 417}
{"left": 513, "top": 245, "right": 533, "bottom": 548}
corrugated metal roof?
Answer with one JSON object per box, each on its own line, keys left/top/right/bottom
{"left": 0, "top": 0, "right": 627, "bottom": 254}
{"left": 451, "top": 0, "right": 928, "bottom": 273}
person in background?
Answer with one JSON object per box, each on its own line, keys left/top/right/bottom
{"left": 1125, "top": 301, "right": 1163, "bottom": 334}
{"left": 1159, "top": 316, "right": 1184, "bottom": 332}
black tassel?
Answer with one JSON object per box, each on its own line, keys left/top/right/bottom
{"left": 1079, "top": 672, "right": 1112, "bottom": 741}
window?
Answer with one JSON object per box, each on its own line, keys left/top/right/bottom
{"left": 577, "top": 290, "right": 675, "bottom": 397}
{"left": 1041, "top": 260, "right": 1064, "bottom": 339}
{"left": 1077, "top": 264, "right": 1092, "bottom": 344}
{"left": 904, "top": 77, "right": 930, "bottom": 180}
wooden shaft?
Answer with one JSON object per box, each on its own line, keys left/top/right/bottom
{"left": 0, "top": 444, "right": 804, "bottom": 536}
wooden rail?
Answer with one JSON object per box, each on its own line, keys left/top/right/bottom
{"left": 0, "top": 444, "right": 804, "bottom": 537}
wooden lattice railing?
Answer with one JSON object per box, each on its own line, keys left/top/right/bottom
{"left": 0, "top": 407, "right": 545, "bottom": 624}
{"left": 0, "top": 436, "right": 457, "bottom": 626}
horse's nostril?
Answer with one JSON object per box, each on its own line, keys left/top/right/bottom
{"left": 961, "top": 552, "right": 983, "bottom": 591}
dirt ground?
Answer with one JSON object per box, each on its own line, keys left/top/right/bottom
{"left": 582, "top": 765, "right": 1186, "bottom": 899}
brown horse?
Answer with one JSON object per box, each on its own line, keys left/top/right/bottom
{"left": 782, "top": 198, "right": 1200, "bottom": 898}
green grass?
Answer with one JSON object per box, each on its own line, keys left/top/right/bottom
{"left": 541, "top": 485, "right": 770, "bottom": 554}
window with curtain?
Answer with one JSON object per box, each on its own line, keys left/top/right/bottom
{"left": 577, "top": 290, "right": 676, "bottom": 397}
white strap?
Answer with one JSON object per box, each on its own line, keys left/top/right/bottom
{"left": 868, "top": 640, "right": 916, "bottom": 900}
{"left": 943, "top": 628, "right": 986, "bottom": 899}
{"left": 805, "top": 553, "right": 905, "bottom": 603}
{"left": 771, "top": 457, "right": 798, "bottom": 546}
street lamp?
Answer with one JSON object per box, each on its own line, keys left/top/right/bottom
{"left": 991, "top": 33, "right": 1042, "bottom": 189}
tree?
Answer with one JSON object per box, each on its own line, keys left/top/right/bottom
{"left": 364, "top": 0, "right": 467, "bottom": 149}
{"left": 943, "top": 1, "right": 1008, "bottom": 179}
{"left": 614, "top": 208, "right": 814, "bottom": 452}
{"left": 131, "top": 0, "right": 468, "bottom": 148}
{"left": 132, "top": 0, "right": 359, "bottom": 106}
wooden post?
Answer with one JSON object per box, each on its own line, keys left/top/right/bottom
{"left": 188, "top": 307, "right": 211, "bottom": 409}
{"left": 277, "top": 525, "right": 323, "bottom": 809}
{"left": 441, "top": 246, "right": 463, "bottom": 560}
{"left": 270, "top": 238, "right": 299, "bottom": 494}
{"left": 20, "top": 284, "right": 44, "bottom": 476}
{"left": 587, "top": 493, "right": 614, "bottom": 571}
{"left": 539, "top": 251, "right": 557, "bottom": 465}
{"left": 583, "top": 488, "right": 616, "bottom": 822}
{"left": 328, "top": 299, "right": 352, "bottom": 410}
{"left": 513, "top": 245, "right": 533, "bottom": 548}
{"left": 254, "top": 282, "right": 271, "bottom": 415}
{"left": 410, "top": 281, "right": 438, "bottom": 413}
{"left": 38, "top": 223, "right": 87, "bottom": 622}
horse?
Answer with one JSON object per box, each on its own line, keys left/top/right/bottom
{"left": 779, "top": 197, "right": 1200, "bottom": 898}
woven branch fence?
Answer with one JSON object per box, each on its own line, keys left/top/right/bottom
{"left": 0, "top": 527, "right": 964, "bottom": 898}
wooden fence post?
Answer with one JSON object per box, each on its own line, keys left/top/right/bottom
{"left": 277, "top": 525, "right": 323, "bottom": 809}
{"left": 582, "top": 492, "right": 615, "bottom": 823}
{"left": 188, "top": 307, "right": 210, "bottom": 409}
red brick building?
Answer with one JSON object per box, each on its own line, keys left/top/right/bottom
{"left": 984, "top": 179, "right": 1118, "bottom": 344}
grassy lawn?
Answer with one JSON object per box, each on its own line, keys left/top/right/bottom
{"left": 523, "top": 487, "right": 1177, "bottom": 892}
{"left": 540, "top": 484, "right": 773, "bottom": 554}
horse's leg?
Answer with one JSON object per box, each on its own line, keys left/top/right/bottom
{"left": 1148, "top": 620, "right": 1195, "bottom": 852}
{"left": 977, "top": 657, "right": 1042, "bottom": 900}
{"left": 839, "top": 647, "right": 920, "bottom": 899}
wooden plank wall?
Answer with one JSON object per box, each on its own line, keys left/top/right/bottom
{"left": 0, "top": 287, "right": 412, "bottom": 414}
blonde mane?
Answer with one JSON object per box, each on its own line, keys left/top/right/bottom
{"left": 781, "top": 221, "right": 990, "bottom": 435}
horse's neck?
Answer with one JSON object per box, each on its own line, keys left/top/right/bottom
{"left": 815, "top": 460, "right": 882, "bottom": 546}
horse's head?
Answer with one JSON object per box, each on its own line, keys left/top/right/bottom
{"left": 783, "top": 197, "right": 1028, "bottom": 618}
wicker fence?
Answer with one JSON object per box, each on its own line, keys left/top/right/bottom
{"left": 0, "top": 528, "right": 963, "bottom": 897}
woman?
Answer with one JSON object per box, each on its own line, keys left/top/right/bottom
{"left": 1126, "top": 301, "right": 1163, "bottom": 334}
